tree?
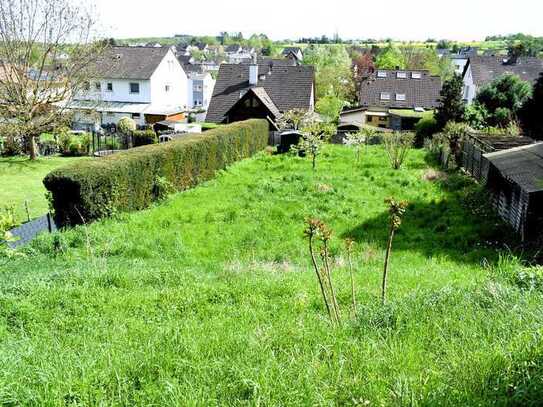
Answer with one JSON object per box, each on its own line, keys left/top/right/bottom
{"left": 475, "top": 74, "right": 532, "bottom": 127}
{"left": 352, "top": 52, "right": 374, "bottom": 89}
{"left": 0, "top": 0, "right": 104, "bottom": 160}
{"left": 435, "top": 74, "right": 466, "bottom": 129}
{"left": 519, "top": 73, "right": 543, "bottom": 140}
{"left": 375, "top": 45, "right": 405, "bottom": 69}
{"left": 315, "top": 93, "right": 344, "bottom": 123}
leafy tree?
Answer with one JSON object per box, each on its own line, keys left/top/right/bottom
{"left": 436, "top": 40, "right": 451, "bottom": 50}
{"left": 315, "top": 93, "right": 344, "bottom": 123}
{"left": 519, "top": 73, "right": 543, "bottom": 140}
{"left": 475, "top": 74, "right": 532, "bottom": 127}
{"left": 352, "top": 52, "right": 375, "bottom": 88}
{"left": 118, "top": 117, "right": 136, "bottom": 135}
{"left": 375, "top": 45, "right": 405, "bottom": 69}
{"left": 435, "top": 74, "right": 466, "bottom": 129}
{"left": 0, "top": 0, "right": 105, "bottom": 159}
{"left": 464, "top": 104, "right": 487, "bottom": 129}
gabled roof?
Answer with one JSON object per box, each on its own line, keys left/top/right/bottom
{"left": 467, "top": 56, "right": 543, "bottom": 87}
{"left": 225, "top": 87, "right": 281, "bottom": 118}
{"left": 206, "top": 63, "right": 315, "bottom": 123}
{"left": 225, "top": 44, "right": 242, "bottom": 53}
{"left": 257, "top": 57, "right": 299, "bottom": 67}
{"left": 485, "top": 143, "right": 543, "bottom": 193}
{"left": 359, "top": 70, "right": 442, "bottom": 109}
{"left": 93, "top": 46, "right": 170, "bottom": 80}
{"left": 282, "top": 47, "right": 303, "bottom": 56}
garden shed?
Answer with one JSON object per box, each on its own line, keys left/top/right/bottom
{"left": 484, "top": 143, "right": 543, "bottom": 242}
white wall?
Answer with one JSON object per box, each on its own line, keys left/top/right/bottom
{"left": 76, "top": 79, "right": 152, "bottom": 103}
{"left": 150, "top": 49, "right": 188, "bottom": 108}
{"left": 463, "top": 64, "right": 477, "bottom": 103}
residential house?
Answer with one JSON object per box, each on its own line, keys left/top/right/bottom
{"left": 206, "top": 62, "right": 315, "bottom": 129}
{"left": 226, "top": 45, "right": 257, "bottom": 64}
{"left": 69, "top": 46, "right": 188, "bottom": 130}
{"left": 340, "top": 69, "right": 441, "bottom": 130}
{"left": 187, "top": 71, "right": 215, "bottom": 110}
{"left": 282, "top": 47, "right": 304, "bottom": 63}
{"left": 187, "top": 42, "right": 209, "bottom": 53}
{"left": 462, "top": 55, "right": 543, "bottom": 103}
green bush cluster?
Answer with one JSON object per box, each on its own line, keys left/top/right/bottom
{"left": 132, "top": 129, "right": 158, "bottom": 147}
{"left": 43, "top": 119, "right": 269, "bottom": 226}
{"left": 58, "top": 133, "right": 91, "bottom": 156}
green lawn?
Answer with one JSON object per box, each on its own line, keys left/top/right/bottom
{"left": 1, "top": 145, "right": 542, "bottom": 405}
{"left": 0, "top": 155, "right": 88, "bottom": 223}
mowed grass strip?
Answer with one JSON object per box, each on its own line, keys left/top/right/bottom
{"left": 1, "top": 145, "right": 542, "bottom": 405}
{"left": 0, "top": 156, "right": 89, "bottom": 223}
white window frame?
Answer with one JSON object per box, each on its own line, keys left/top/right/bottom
{"left": 377, "top": 71, "right": 387, "bottom": 78}
{"left": 396, "top": 72, "right": 407, "bottom": 79}
{"left": 411, "top": 72, "right": 422, "bottom": 79}
{"left": 396, "top": 93, "right": 406, "bottom": 101}
{"left": 380, "top": 92, "right": 391, "bottom": 100}
{"left": 165, "top": 84, "right": 171, "bottom": 92}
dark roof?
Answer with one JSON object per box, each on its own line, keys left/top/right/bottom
{"left": 225, "top": 44, "right": 242, "bottom": 53}
{"left": 468, "top": 56, "right": 543, "bottom": 87}
{"left": 257, "top": 57, "right": 298, "bottom": 66}
{"left": 485, "top": 143, "right": 543, "bottom": 193}
{"left": 93, "top": 47, "right": 170, "bottom": 80}
{"left": 225, "top": 87, "right": 281, "bottom": 118}
{"left": 194, "top": 42, "right": 207, "bottom": 50}
{"left": 359, "top": 70, "right": 442, "bottom": 109}
{"left": 177, "top": 55, "right": 193, "bottom": 65}
{"left": 282, "top": 47, "right": 303, "bottom": 56}
{"left": 206, "top": 63, "right": 315, "bottom": 123}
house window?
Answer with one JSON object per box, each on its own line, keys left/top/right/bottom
{"left": 195, "top": 100, "right": 202, "bottom": 106}
{"left": 412, "top": 72, "right": 422, "bottom": 79}
{"left": 129, "top": 82, "right": 140, "bottom": 94}
{"left": 165, "top": 84, "right": 171, "bottom": 92}
{"left": 95, "top": 82, "right": 101, "bottom": 91}
{"left": 379, "top": 116, "right": 387, "bottom": 122}
{"left": 377, "top": 71, "right": 387, "bottom": 78}
{"left": 132, "top": 113, "right": 141, "bottom": 119}
{"left": 107, "top": 82, "right": 113, "bottom": 91}
{"left": 380, "top": 92, "right": 391, "bottom": 100}
{"left": 396, "top": 93, "right": 406, "bottom": 101}
{"left": 396, "top": 72, "right": 407, "bottom": 79}
{"left": 193, "top": 84, "right": 202, "bottom": 91}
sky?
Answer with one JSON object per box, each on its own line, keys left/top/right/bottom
{"left": 93, "top": 0, "right": 543, "bottom": 41}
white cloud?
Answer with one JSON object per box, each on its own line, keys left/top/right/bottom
{"left": 93, "top": 0, "right": 543, "bottom": 41}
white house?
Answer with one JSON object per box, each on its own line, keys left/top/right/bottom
{"left": 187, "top": 71, "right": 215, "bottom": 111}
{"left": 69, "top": 47, "right": 189, "bottom": 129}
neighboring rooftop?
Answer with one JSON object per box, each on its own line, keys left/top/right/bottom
{"left": 467, "top": 55, "right": 543, "bottom": 87}
{"left": 93, "top": 46, "right": 170, "bottom": 80}
{"left": 206, "top": 63, "right": 315, "bottom": 123}
{"left": 225, "top": 44, "right": 242, "bottom": 53}
{"left": 359, "top": 69, "right": 442, "bottom": 109}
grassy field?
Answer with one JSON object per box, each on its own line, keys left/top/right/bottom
{"left": 1, "top": 145, "right": 543, "bottom": 405}
{"left": 0, "top": 156, "right": 88, "bottom": 223}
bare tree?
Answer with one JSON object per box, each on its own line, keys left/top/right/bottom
{"left": 0, "top": 0, "right": 105, "bottom": 159}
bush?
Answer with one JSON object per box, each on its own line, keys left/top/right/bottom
{"left": 117, "top": 117, "right": 136, "bottom": 135}
{"left": 1, "top": 135, "right": 23, "bottom": 156}
{"left": 44, "top": 119, "right": 269, "bottom": 226}
{"left": 382, "top": 132, "right": 414, "bottom": 170}
{"left": 132, "top": 129, "right": 158, "bottom": 147}
{"left": 414, "top": 115, "right": 439, "bottom": 147}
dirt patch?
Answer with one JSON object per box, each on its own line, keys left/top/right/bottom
{"left": 423, "top": 169, "right": 448, "bottom": 182}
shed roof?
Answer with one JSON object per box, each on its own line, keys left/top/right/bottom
{"left": 485, "top": 143, "right": 543, "bottom": 193}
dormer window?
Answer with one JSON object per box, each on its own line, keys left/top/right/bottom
{"left": 380, "top": 92, "right": 391, "bottom": 100}
{"left": 396, "top": 93, "right": 406, "bottom": 101}
{"left": 129, "top": 82, "right": 140, "bottom": 94}
{"left": 411, "top": 72, "right": 422, "bottom": 79}
{"left": 397, "top": 72, "right": 407, "bottom": 79}
{"left": 377, "top": 71, "right": 387, "bottom": 78}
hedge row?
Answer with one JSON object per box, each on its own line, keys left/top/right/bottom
{"left": 44, "top": 119, "right": 269, "bottom": 226}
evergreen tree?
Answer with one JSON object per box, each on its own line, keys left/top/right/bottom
{"left": 435, "top": 74, "right": 465, "bottom": 129}
{"left": 519, "top": 73, "right": 543, "bottom": 140}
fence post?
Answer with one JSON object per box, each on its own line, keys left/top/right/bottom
{"left": 47, "top": 213, "right": 52, "bottom": 233}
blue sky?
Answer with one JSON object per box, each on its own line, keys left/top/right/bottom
{"left": 94, "top": 0, "right": 543, "bottom": 41}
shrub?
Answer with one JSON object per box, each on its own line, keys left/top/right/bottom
{"left": 117, "top": 117, "right": 136, "bottom": 135}
{"left": 133, "top": 129, "right": 158, "bottom": 147}
{"left": 414, "top": 115, "right": 439, "bottom": 147}
{"left": 382, "top": 132, "right": 414, "bottom": 170}
{"left": 44, "top": 119, "right": 269, "bottom": 226}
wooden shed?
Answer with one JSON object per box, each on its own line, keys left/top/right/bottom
{"left": 484, "top": 143, "right": 543, "bottom": 242}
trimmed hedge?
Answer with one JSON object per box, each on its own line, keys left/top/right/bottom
{"left": 44, "top": 119, "right": 269, "bottom": 226}
{"left": 132, "top": 129, "right": 158, "bottom": 147}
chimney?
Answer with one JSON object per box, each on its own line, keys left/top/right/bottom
{"left": 249, "top": 61, "right": 258, "bottom": 86}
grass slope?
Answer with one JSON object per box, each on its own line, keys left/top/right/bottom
{"left": 1, "top": 145, "right": 542, "bottom": 405}
{"left": 0, "top": 156, "right": 88, "bottom": 223}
